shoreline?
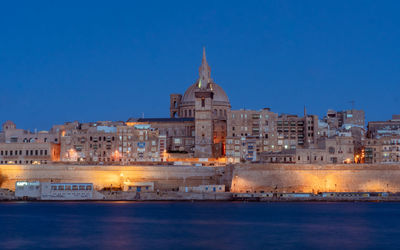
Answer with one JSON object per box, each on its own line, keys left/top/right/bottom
{"left": 2, "top": 191, "right": 400, "bottom": 202}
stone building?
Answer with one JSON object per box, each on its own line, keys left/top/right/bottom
{"left": 364, "top": 135, "right": 400, "bottom": 164}
{"left": 169, "top": 48, "right": 230, "bottom": 158}
{"left": 225, "top": 108, "right": 319, "bottom": 163}
{"left": 60, "top": 120, "right": 165, "bottom": 164}
{"left": 320, "top": 109, "right": 365, "bottom": 156}
{"left": 367, "top": 115, "right": 400, "bottom": 139}
{"left": 225, "top": 108, "right": 278, "bottom": 163}
{"left": 60, "top": 121, "right": 122, "bottom": 163}
{"left": 127, "top": 118, "right": 195, "bottom": 155}
{"left": 169, "top": 49, "right": 231, "bottom": 120}
{"left": 323, "top": 109, "right": 365, "bottom": 131}
{"left": 260, "top": 136, "right": 355, "bottom": 164}
{"left": 116, "top": 124, "right": 163, "bottom": 163}
{"left": 0, "top": 121, "right": 61, "bottom": 144}
{"left": 0, "top": 121, "right": 61, "bottom": 164}
{"left": 0, "top": 142, "right": 60, "bottom": 164}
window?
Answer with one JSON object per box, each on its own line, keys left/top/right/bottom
{"left": 201, "top": 98, "right": 205, "bottom": 107}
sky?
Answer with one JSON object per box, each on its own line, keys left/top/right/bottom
{"left": 1, "top": 1, "right": 400, "bottom": 130}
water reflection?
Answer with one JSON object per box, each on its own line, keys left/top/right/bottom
{"left": 0, "top": 202, "right": 399, "bottom": 249}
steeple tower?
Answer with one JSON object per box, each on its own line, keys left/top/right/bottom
{"left": 194, "top": 47, "right": 214, "bottom": 158}
{"left": 198, "top": 47, "right": 211, "bottom": 89}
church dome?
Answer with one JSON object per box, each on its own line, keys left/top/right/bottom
{"left": 180, "top": 80, "right": 231, "bottom": 107}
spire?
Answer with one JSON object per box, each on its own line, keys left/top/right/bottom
{"left": 198, "top": 47, "right": 211, "bottom": 89}
{"left": 202, "top": 46, "right": 207, "bottom": 65}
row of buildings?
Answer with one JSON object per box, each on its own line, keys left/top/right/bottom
{"left": 1, "top": 49, "right": 399, "bottom": 165}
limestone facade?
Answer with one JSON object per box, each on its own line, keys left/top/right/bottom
{"left": 0, "top": 142, "right": 60, "bottom": 164}
{"left": 364, "top": 136, "right": 400, "bottom": 164}
{"left": 260, "top": 136, "right": 355, "bottom": 164}
{"left": 226, "top": 109, "right": 319, "bottom": 163}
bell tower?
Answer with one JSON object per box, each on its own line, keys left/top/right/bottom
{"left": 194, "top": 48, "right": 214, "bottom": 158}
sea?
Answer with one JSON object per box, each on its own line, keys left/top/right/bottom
{"left": 0, "top": 201, "right": 399, "bottom": 250}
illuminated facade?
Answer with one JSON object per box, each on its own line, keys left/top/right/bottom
{"left": 0, "top": 142, "right": 60, "bottom": 164}
{"left": 60, "top": 121, "right": 122, "bottom": 163}
{"left": 116, "top": 124, "right": 163, "bottom": 163}
{"left": 169, "top": 48, "right": 230, "bottom": 158}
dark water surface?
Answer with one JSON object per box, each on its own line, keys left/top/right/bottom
{"left": 0, "top": 201, "right": 399, "bottom": 249}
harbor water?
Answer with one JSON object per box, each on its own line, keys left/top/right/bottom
{"left": 0, "top": 202, "right": 399, "bottom": 249}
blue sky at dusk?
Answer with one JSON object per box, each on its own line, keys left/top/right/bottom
{"left": 1, "top": 1, "right": 400, "bottom": 130}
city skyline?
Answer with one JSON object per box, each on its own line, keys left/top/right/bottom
{"left": 2, "top": 1, "right": 400, "bottom": 130}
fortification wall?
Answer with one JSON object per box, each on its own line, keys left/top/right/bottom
{"left": 2, "top": 163, "right": 400, "bottom": 194}
{"left": 231, "top": 164, "right": 400, "bottom": 193}
{"left": 0, "top": 164, "right": 224, "bottom": 191}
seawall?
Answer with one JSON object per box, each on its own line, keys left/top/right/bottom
{"left": 232, "top": 164, "right": 400, "bottom": 193}
{"left": 1, "top": 163, "right": 400, "bottom": 194}
{"left": 0, "top": 164, "right": 228, "bottom": 191}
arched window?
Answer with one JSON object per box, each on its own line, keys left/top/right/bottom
{"left": 184, "top": 110, "right": 187, "bottom": 117}
{"left": 189, "top": 110, "right": 192, "bottom": 117}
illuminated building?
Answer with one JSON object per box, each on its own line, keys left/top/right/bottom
{"left": 0, "top": 142, "right": 60, "bottom": 164}
{"left": 60, "top": 121, "right": 123, "bottom": 163}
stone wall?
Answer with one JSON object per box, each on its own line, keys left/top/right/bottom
{"left": 231, "top": 164, "right": 400, "bottom": 193}
{"left": 2, "top": 163, "right": 400, "bottom": 194}
{"left": 0, "top": 164, "right": 223, "bottom": 191}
